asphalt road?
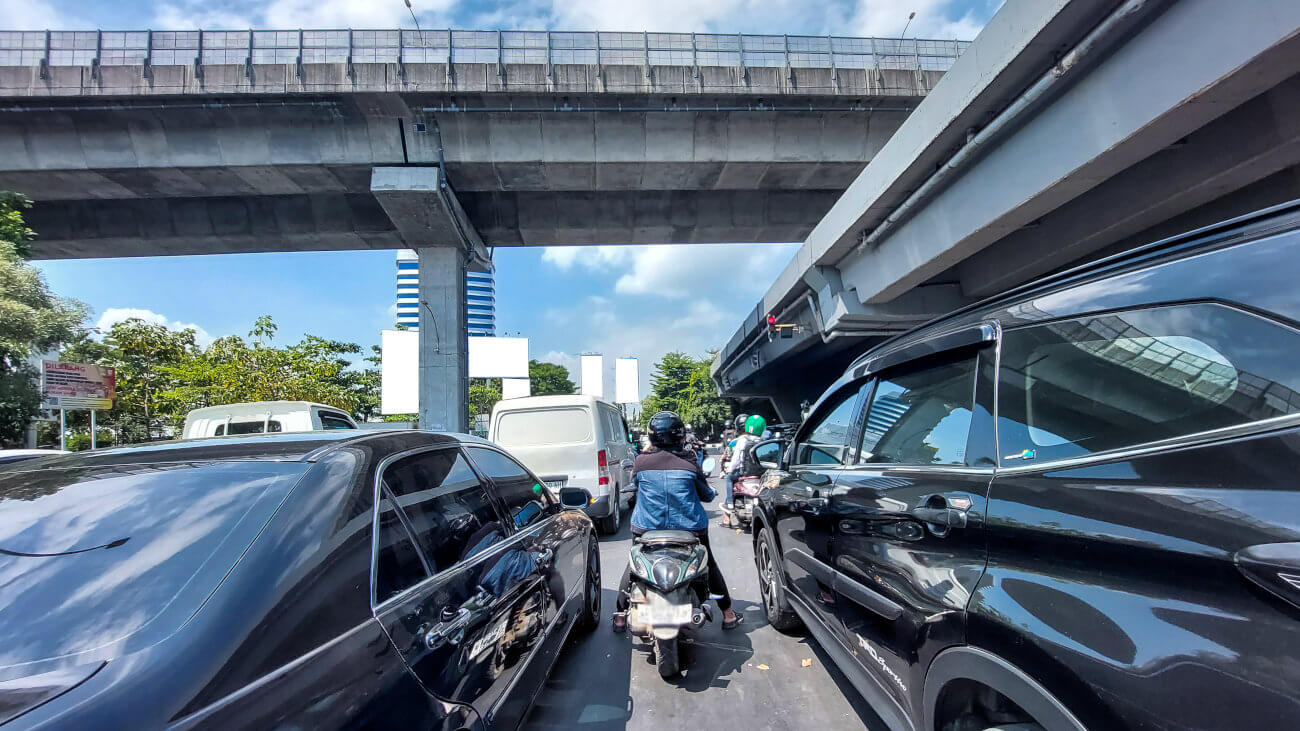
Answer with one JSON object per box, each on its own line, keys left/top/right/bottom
{"left": 523, "top": 474, "right": 888, "bottom": 731}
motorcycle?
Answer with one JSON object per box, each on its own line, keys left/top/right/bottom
{"left": 624, "top": 457, "right": 718, "bottom": 678}
{"left": 728, "top": 474, "right": 762, "bottom": 531}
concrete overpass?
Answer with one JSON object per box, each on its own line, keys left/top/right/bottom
{"left": 0, "top": 27, "right": 967, "bottom": 431}
{"left": 713, "top": 0, "right": 1300, "bottom": 420}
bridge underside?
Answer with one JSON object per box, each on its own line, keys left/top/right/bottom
{"left": 0, "top": 84, "right": 920, "bottom": 257}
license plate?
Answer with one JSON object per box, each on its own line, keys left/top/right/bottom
{"left": 639, "top": 594, "right": 692, "bottom": 626}
{"left": 544, "top": 480, "right": 566, "bottom": 490}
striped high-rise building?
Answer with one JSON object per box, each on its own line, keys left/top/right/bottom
{"left": 396, "top": 250, "right": 496, "bottom": 337}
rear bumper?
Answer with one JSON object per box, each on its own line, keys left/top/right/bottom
{"left": 584, "top": 494, "right": 615, "bottom": 518}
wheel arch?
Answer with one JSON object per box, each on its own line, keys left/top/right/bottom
{"left": 923, "top": 646, "right": 1086, "bottom": 731}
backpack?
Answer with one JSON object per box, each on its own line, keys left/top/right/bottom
{"left": 738, "top": 438, "right": 764, "bottom": 477}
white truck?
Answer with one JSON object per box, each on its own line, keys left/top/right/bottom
{"left": 181, "top": 401, "right": 357, "bottom": 439}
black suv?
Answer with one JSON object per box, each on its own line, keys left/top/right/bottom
{"left": 749, "top": 201, "right": 1300, "bottom": 731}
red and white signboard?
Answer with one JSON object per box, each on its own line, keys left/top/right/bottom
{"left": 41, "top": 361, "right": 116, "bottom": 410}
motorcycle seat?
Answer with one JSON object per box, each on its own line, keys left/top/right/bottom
{"left": 634, "top": 530, "right": 700, "bottom": 547}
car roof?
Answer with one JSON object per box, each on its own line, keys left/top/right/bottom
{"left": 2, "top": 430, "right": 489, "bottom": 471}
{"left": 492, "top": 394, "right": 612, "bottom": 411}
{"left": 184, "top": 401, "right": 349, "bottom": 417}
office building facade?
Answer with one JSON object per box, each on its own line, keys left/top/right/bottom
{"left": 396, "top": 250, "right": 495, "bottom": 336}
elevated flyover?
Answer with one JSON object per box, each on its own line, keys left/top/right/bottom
{"left": 0, "top": 27, "right": 968, "bottom": 433}
{"left": 713, "top": 0, "right": 1300, "bottom": 419}
{"left": 0, "top": 29, "right": 968, "bottom": 257}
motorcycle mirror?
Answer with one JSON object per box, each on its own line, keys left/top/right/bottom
{"left": 701, "top": 457, "right": 717, "bottom": 474}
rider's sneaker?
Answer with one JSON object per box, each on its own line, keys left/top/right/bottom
{"left": 611, "top": 612, "right": 627, "bottom": 633}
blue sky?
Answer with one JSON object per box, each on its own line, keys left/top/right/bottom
{"left": 20, "top": 0, "right": 999, "bottom": 398}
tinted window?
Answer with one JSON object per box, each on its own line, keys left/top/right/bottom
{"left": 998, "top": 303, "right": 1300, "bottom": 463}
{"left": 380, "top": 449, "right": 498, "bottom": 573}
{"left": 226, "top": 419, "right": 282, "bottom": 435}
{"left": 373, "top": 493, "right": 428, "bottom": 603}
{"left": 794, "top": 384, "right": 865, "bottom": 465}
{"left": 602, "top": 407, "right": 626, "bottom": 445}
{"left": 319, "top": 412, "right": 354, "bottom": 430}
{"left": 495, "top": 407, "right": 592, "bottom": 446}
{"left": 467, "top": 447, "right": 554, "bottom": 530}
{"left": 859, "top": 354, "right": 977, "bottom": 466}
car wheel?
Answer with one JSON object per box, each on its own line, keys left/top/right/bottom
{"left": 598, "top": 493, "right": 621, "bottom": 534}
{"left": 756, "top": 527, "right": 802, "bottom": 632}
{"left": 576, "top": 536, "right": 601, "bottom": 633}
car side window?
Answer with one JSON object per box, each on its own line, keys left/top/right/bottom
{"left": 379, "top": 449, "right": 500, "bottom": 575}
{"left": 858, "top": 352, "right": 978, "bottom": 466}
{"left": 793, "top": 383, "right": 867, "bottom": 466}
{"left": 319, "top": 412, "right": 354, "bottom": 430}
{"left": 374, "top": 493, "right": 428, "bottom": 604}
{"left": 602, "top": 407, "right": 626, "bottom": 446}
{"left": 467, "top": 447, "right": 556, "bottom": 530}
{"left": 998, "top": 303, "right": 1300, "bottom": 464}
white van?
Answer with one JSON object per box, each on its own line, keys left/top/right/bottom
{"left": 489, "top": 394, "right": 635, "bottom": 534}
{"left": 181, "top": 401, "right": 357, "bottom": 439}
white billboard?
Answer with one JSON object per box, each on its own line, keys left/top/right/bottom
{"left": 381, "top": 329, "right": 419, "bottom": 415}
{"left": 580, "top": 354, "right": 604, "bottom": 399}
{"left": 615, "top": 357, "right": 639, "bottom": 404}
{"left": 502, "top": 377, "right": 531, "bottom": 400}
{"left": 468, "top": 337, "right": 529, "bottom": 379}
{"left": 382, "top": 333, "right": 531, "bottom": 415}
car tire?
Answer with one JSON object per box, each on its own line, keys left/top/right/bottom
{"left": 576, "top": 536, "right": 601, "bottom": 634}
{"left": 598, "top": 493, "right": 621, "bottom": 535}
{"left": 756, "top": 526, "right": 802, "bottom": 633}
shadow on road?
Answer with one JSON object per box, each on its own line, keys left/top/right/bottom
{"left": 523, "top": 588, "right": 633, "bottom": 731}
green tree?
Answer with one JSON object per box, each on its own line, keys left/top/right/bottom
{"left": 63, "top": 317, "right": 200, "bottom": 442}
{"left": 468, "top": 378, "right": 502, "bottom": 421}
{"left": 640, "top": 351, "right": 731, "bottom": 436}
{"left": 158, "top": 316, "right": 373, "bottom": 432}
{"left": 0, "top": 193, "right": 87, "bottom": 446}
{"left": 529, "top": 359, "right": 576, "bottom": 395}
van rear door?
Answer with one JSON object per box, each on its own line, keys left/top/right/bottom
{"left": 491, "top": 406, "right": 597, "bottom": 489}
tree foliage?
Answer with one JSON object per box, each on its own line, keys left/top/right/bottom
{"left": 0, "top": 193, "right": 87, "bottom": 447}
{"left": 529, "top": 359, "right": 576, "bottom": 396}
{"left": 640, "top": 351, "right": 731, "bottom": 436}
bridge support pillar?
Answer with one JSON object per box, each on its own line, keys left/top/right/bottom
{"left": 416, "top": 245, "right": 469, "bottom": 433}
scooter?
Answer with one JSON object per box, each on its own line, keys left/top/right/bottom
{"left": 624, "top": 530, "right": 713, "bottom": 678}
{"left": 623, "top": 458, "right": 718, "bottom": 679}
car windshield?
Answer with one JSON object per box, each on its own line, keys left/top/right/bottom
{"left": 0, "top": 460, "right": 306, "bottom": 671}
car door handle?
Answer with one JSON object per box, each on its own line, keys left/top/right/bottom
{"left": 909, "top": 506, "right": 966, "bottom": 528}
{"left": 423, "top": 608, "right": 471, "bottom": 650}
{"left": 1236, "top": 542, "right": 1300, "bottom": 609}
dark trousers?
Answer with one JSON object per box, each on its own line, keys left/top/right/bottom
{"left": 616, "top": 526, "right": 732, "bottom": 612}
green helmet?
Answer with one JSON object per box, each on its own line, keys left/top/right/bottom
{"left": 744, "top": 414, "right": 767, "bottom": 436}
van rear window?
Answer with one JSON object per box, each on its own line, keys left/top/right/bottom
{"left": 496, "top": 408, "right": 592, "bottom": 446}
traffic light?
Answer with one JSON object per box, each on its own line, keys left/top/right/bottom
{"left": 766, "top": 314, "right": 777, "bottom": 340}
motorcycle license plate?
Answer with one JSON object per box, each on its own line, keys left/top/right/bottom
{"left": 639, "top": 594, "right": 692, "bottom": 626}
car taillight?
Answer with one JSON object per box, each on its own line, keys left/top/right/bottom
{"left": 598, "top": 449, "right": 610, "bottom": 485}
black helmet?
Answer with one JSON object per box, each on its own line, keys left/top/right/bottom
{"left": 648, "top": 411, "right": 686, "bottom": 450}
{"left": 734, "top": 414, "right": 749, "bottom": 430}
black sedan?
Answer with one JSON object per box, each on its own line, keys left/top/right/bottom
{"left": 0, "top": 430, "right": 601, "bottom": 730}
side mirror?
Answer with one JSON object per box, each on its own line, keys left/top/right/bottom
{"left": 559, "top": 487, "right": 592, "bottom": 510}
{"left": 701, "top": 457, "right": 717, "bottom": 474}
{"left": 753, "top": 438, "right": 788, "bottom": 470}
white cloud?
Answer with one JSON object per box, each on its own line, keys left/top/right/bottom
{"left": 0, "top": 0, "right": 77, "bottom": 29}
{"left": 851, "top": 0, "right": 996, "bottom": 40}
{"left": 95, "top": 308, "right": 215, "bottom": 348}
{"left": 153, "top": 0, "right": 455, "bottom": 30}
{"left": 544, "top": 242, "right": 799, "bottom": 300}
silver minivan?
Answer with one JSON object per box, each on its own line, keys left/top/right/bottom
{"left": 488, "top": 394, "right": 635, "bottom": 534}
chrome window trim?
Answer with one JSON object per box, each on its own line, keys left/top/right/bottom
{"left": 368, "top": 443, "right": 489, "bottom": 610}
{"left": 994, "top": 412, "right": 1300, "bottom": 475}
{"left": 372, "top": 509, "right": 557, "bottom": 614}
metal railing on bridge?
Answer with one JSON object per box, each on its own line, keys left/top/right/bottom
{"left": 0, "top": 29, "right": 970, "bottom": 75}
